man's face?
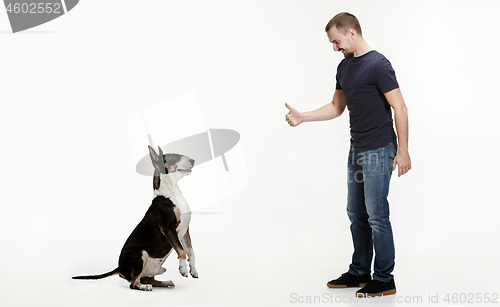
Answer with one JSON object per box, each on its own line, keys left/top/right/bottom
{"left": 327, "top": 26, "right": 354, "bottom": 59}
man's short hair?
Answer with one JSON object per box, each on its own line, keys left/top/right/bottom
{"left": 325, "top": 12, "right": 362, "bottom": 36}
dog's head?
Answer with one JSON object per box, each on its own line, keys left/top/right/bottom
{"left": 148, "top": 146, "right": 195, "bottom": 177}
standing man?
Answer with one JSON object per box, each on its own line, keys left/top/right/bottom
{"left": 285, "top": 12, "right": 411, "bottom": 298}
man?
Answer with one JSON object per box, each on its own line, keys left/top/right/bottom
{"left": 285, "top": 12, "right": 411, "bottom": 297}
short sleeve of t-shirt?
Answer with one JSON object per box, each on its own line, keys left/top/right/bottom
{"left": 335, "top": 59, "right": 345, "bottom": 90}
{"left": 373, "top": 58, "right": 399, "bottom": 93}
{"left": 336, "top": 79, "right": 342, "bottom": 90}
{"left": 336, "top": 76, "right": 342, "bottom": 90}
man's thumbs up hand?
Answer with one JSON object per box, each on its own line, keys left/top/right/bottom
{"left": 285, "top": 103, "right": 303, "bottom": 127}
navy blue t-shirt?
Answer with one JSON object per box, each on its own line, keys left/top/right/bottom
{"left": 336, "top": 50, "right": 398, "bottom": 151}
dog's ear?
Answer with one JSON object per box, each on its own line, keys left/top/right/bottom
{"left": 149, "top": 145, "right": 159, "bottom": 163}
{"left": 149, "top": 145, "right": 163, "bottom": 173}
{"left": 157, "top": 146, "right": 165, "bottom": 157}
{"left": 149, "top": 145, "right": 167, "bottom": 174}
{"left": 157, "top": 146, "right": 169, "bottom": 173}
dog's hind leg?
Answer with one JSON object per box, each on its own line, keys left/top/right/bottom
{"left": 129, "top": 251, "right": 153, "bottom": 291}
{"left": 141, "top": 277, "right": 175, "bottom": 287}
{"left": 182, "top": 229, "right": 198, "bottom": 278}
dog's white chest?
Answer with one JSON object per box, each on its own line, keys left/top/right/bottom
{"left": 176, "top": 213, "right": 191, "bottom": 239}
{"left": 155, "top": 173, "right": 191, "bottom": 214}
{"left": 171, "top": 196, "right": 190, "bottom": 214}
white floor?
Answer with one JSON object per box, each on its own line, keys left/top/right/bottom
{"left": 2, "top": 182, "right": 498, "bottom": 307}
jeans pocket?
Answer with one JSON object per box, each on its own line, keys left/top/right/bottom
{"left": 387, "top": 141, "right": 398, "bottom": 172}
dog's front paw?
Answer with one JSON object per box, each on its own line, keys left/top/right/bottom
{"left": 188, "top": 256, "right": 198, "bottom": 278}
{"left": 140, "top": 284, "right": 153, "bottom": 291}
{"left": 179, "top": 259, "right": 189, "bottom": 278}
{"left": 179, "top": 267, "right": 189, "bottom": 277}
{"left": 190, "top": 268, "right": 199, "bottom": 279}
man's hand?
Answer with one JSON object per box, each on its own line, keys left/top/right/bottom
{"left": 392, "top": 151, "right": 411, "bottom": 177}
{"left": 384, "top": 88, "right": 411, "bottom": 177}
{"left": 285, "top": 103, "right": 303, "bottom": 127}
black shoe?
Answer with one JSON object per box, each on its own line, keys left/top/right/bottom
{"left": 327, "top": 272, "right": 371, "bottom": 288}
{"left": 356, "top": 279, "right": 396, "bottom": 297}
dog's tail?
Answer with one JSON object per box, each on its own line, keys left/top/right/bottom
{"left": 72, "top": 268, "right": 120, "bottom": 280}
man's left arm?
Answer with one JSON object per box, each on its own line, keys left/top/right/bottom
{"left": 385, "top": 88, "right": 411, "bottom": 177}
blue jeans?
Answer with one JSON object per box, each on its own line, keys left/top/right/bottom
{"left": 346, "top": 140, "right": 397, "bottom": 282}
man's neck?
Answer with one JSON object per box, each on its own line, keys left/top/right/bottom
{"left": 354, "top": 38, "right": 372, "bottom": 57}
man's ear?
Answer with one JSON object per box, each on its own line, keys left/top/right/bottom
{"left": 348, "top": 28, "right": 356, "bottom": 38}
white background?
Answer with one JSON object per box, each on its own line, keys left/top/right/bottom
{"left": 1, "top": 0, "right": 499, "bottom": 306}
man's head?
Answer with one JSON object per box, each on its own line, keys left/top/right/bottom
{"left": 325, "top": 12, "right": 363, "bottom": 59}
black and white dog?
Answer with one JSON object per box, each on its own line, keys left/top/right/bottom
{"left": 73, "top": 146, "right": 198, "bottom": 291}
